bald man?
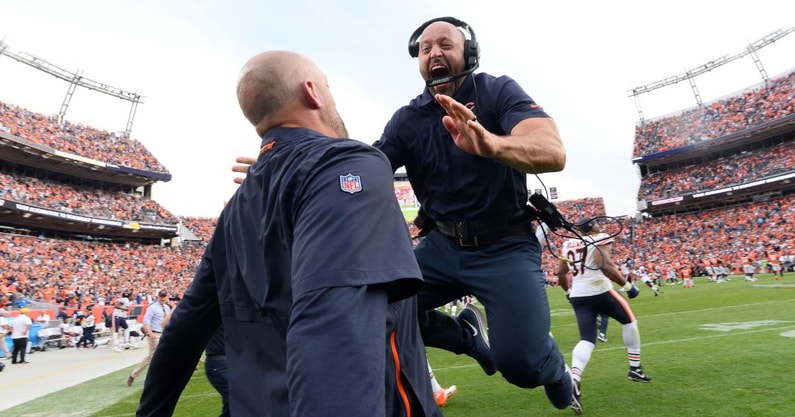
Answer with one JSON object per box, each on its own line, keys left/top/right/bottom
{"left": 137, "top": 51, "right": 440, "bottom": 417}
{"left": 374, "top": 17, "right": 573, "bottom": 411}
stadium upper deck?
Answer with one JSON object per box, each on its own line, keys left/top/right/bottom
{"left": 0, "top": 100, "right": 180, "bottom": 241}
{"left": 633, "top": 70, "right": 795, "bottom": 216}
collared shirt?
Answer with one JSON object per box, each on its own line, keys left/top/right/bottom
{"left": 374, "top": 72, "right": 548, "bottom": 221}
{"left": 138, "top": 127, "right": 437, "bottom": 417}
{"left": 143, "top": 301, "right": 171, "bottom": 333}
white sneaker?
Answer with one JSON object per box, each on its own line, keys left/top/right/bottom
{"left": 597, "top": 333, "right": 608, "bottom": 343}
{"left": 113, "top": 347, "right": 123, "bottom": 352}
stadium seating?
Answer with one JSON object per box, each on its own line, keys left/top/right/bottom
{"left": 633, "top": 71, "right": 795, "bottom": 158}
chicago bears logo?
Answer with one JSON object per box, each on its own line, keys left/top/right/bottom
{"left": 339, "top": 173, "right": 362, "bottom": 194}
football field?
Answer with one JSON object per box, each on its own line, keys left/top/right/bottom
{"left": 4, "top": 273, "right": 794, "bottom": 417}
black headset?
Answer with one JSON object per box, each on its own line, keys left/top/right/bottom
{"left": 407, "top": 16, "right": 480, "bottom": 73}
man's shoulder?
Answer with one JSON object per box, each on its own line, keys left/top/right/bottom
{"left": 313, "top": 138, "right": 389, "bottom": 164}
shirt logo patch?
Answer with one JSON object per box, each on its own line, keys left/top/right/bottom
{"left": 339, "top": 173, "right": 362, "bottom": 194}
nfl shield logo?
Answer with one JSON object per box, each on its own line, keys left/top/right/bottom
{"left": 339, "top": 173, "right": 362, "bottom": 194}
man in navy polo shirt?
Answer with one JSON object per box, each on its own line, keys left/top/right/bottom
{"left": 137, "top": 51, "right": 439, "bottom": 417}
{"left": 373, "top": 17, "right": 574, "bottom": 411}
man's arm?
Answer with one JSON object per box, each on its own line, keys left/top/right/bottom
{"left": 556, "top": 259, "right": 571, "bottom": 293}
{"left": 593, "top": 242, "right": 627, "bottom": 286}
{"left": 435, "top": 94, "right": 566, "bottom": 174}
{"left": 136, "top": 258, "right": 221, "bottom": 417}
{"left": 140, "top": 307, "right": 155, "bottom": 337}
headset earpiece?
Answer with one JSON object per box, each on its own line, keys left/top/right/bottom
{"left": 407, "top": 16, "right": 480, "bottom": 72}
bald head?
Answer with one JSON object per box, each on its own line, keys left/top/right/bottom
{"left": 236, "top": 51, "right": 347, "bottom": 137}
{"left": 416, "top": 22, "right": 468, "bottom": 96}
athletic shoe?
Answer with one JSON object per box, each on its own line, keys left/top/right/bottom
{"left": 544, "top": 364, "right": 574, "bottom": 410}
{"left": 628, "top": 367, "right": 652, "bottom": 382}
{"left": 126, "top": 375, "right": 135, "bottom": 387}
{"left": 456, "top": 304, "right": 496, "bottom": 376}
{"left": 434, "top": 385, "right": 457, "bottom": 407}
{"left": 597, "top": 333, "right": 608, "bottom": 343}
{"left": 570, "top": 378, "right": 583, "bottom": 415}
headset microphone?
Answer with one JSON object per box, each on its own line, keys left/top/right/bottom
{"left": 425, "top": 64, "right": 479, "bottom": 87}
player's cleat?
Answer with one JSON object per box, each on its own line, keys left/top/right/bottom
{"left": 434, "top": 385, "right": 457, "bottom": 407}
{"left": 544, "top": 364, "right": 574, "bottom": 410}
{"left": 457, "top": 304, "right": 496, "bottom": 376}
{"left": 628, "top": 367, "right": 652, "bottom": 382}
{"left": 597, "top": 333, "right": 608, "bottom": 343}
{"left": 570, "top": 378, "right": 583, "bottom": 415}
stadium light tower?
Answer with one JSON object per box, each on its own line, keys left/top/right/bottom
{"left": 628, "top": 26, "right": 795, "bottom": 122}
{"left": 0, "top": 40, "right": 144, "bottom": 138}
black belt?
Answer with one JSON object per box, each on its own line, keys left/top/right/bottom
{"left": 206, "top": 354, "right": 227, "bottom": 361}
{"left": 435, "top": 209, "right": 535, "bottom": 248}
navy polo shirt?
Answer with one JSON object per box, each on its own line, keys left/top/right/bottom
{"left": 138, "top": 127, "right": 437, "bottom": 417}
{"left": 374, "top": 72, "right": 549, "bottom": 221}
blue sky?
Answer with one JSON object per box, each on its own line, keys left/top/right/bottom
{"left": 1, "top": 1, "right": 793, "bottom": 217}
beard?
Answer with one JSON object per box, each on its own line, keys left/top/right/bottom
{"left": 326, "top": 108, "right": 349, "bottom": 138}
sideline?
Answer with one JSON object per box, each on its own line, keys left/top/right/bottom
{"left": 0, "top": 343, "right": 147, "bottom": 411}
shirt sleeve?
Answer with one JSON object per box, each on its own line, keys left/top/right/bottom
{"left": 141, "top": 305, "right": 156, "bottom": 327}
{"left": 287, "top": 285, "right": 388, "bottom": 416}
{"left": 291, "top": 145, "right": 422, "bottom": 301}
{"left": 136, "top": 253, "right": 221, "bottom": 417}
{"left": 493, "top": 75, "right": 550, "bottom": 134}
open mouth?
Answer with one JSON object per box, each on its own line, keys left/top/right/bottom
{"left": 430, "top": 64, "right": 450, "bottom": 78}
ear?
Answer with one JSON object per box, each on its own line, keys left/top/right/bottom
{"left": 302, "top": 80, "right": 323, "bottom": 109}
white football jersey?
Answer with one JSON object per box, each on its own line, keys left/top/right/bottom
{"left": 560, "top": 233, "right": 614, "bottom": 297}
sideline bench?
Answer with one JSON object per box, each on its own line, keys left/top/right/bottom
{"left": 37, "top": 328, "right": 66, "bottom": 351}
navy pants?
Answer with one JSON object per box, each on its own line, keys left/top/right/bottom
{"left": 571, "top": 289, "right": 634, "bottom": 344}
{"left": 205, "top": 358, "right": 230, "bottom": 417}
{"left": 415, "top": 230, "right": 566, "bottom": 388}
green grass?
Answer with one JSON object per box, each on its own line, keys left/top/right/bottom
{"left": 6, "top": 273, "right": 794, "bottom": 416}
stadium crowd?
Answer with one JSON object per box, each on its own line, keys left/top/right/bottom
{"left": 0, "top": 171, "right": 179, "bottom": 224}
{"left": 637, "top": 140, "right": 795, "bottom": 201}
{"left": 0, "top": 100, "right": 169, "bottom": 175}
{"left": 1, "top": 65, "right": 793, "bottom": 331}
{"left": 537, "top": 195, "right": 793, "bottom": 284}
{"left": 633, "top": 70, "right": 795, "bottom": 158}
{"left": 178, "top": 216, "right": 217, "bottom": 243}
{"left": 0, "top": 233, "right": 203, "bottom": 312}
